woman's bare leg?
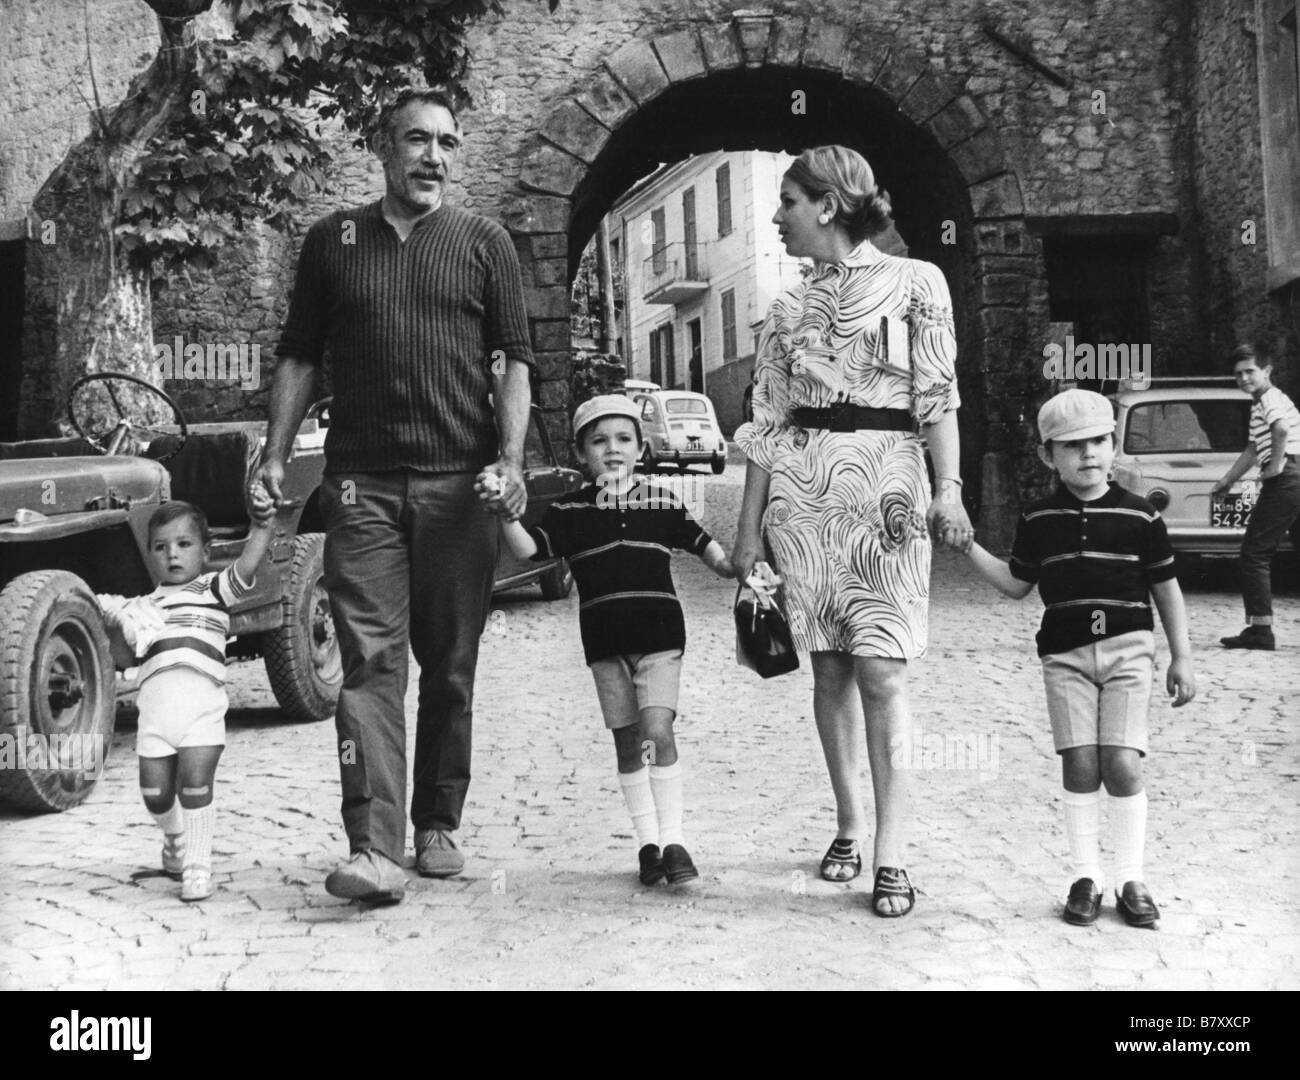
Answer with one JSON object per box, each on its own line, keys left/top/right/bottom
{"left": 810, "top": 651, "right": 869, "bottom": 841}
{"left": 856, "top": 656, "right": 912, "bottom": 913}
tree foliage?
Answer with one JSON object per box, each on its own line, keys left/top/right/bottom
{"left": 114, "top": 0, "right": 505, "bottom": 282}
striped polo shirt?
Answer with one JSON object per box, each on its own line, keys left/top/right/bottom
{"left": 527, "top": 480, "right": 714, "bottom": 664}
{"left": 1009, "top": 482, "right": 1177, "bottom": 657}
{"left": 1250, "top": 387, "right": 1300, "bottom": 466}
{"left": 277, "top": 201, "right": 534, "bottom": 474}
{"left": 137, "top": 566, "right": 252, "bottom": 685}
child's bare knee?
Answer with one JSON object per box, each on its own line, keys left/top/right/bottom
{"left": 1099, "top": 747, "right": 1143, "bottom": 795}
{"left": 178, "top": 784, "right": 211, "bottom": 808}
{"left": 1060, "top": 747, "right": 1101, "bottom": 792}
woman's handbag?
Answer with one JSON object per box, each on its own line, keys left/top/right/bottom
{"left": 734, "top": 583, "right": 800, "bottom": 678}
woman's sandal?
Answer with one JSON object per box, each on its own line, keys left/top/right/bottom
{"left": 872, "top": 866, "right": 915, "bottom": 917}
{"left": 820, "top": 838, "right": 862, "bottom": 882}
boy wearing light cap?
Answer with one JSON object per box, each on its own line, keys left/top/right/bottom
{"left": 492, "top": 394, "right": 734, "bottom": 886}
{"left": 960, "top": 389, "right": 1196, "bottom": 927}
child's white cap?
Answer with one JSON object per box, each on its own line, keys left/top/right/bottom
{"left": 1037, "top": 389, "right": 1115, "bottom": 444}
{"left": 572, "top": 394, "right": 641, "bottom": 438}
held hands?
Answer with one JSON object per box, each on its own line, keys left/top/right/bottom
{"left": 475, "top": 459, "right": 526, "bottom": 521}
{"left": 926, "top": 490, "right": 974, "bottom": 553}
{"left": 246, "top": 480, "right": 277, "bottom": 526}
{"left": 731, "top": 525, "right": 765, "bottom": 587}
{"left": 1166, "top": 656, "right": 1196, "bottom": 707}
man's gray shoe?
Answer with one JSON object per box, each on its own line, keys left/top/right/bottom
{"left": 324, "top": 850, "right": 407, "bottom": 904}
{"left": 415, "top": 828, "right": 465, "bottom": 878}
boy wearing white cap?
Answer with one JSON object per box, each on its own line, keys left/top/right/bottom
{"left": 492, "top": 395, "right": 734, "bottom": 886}
{"left": 960, "top": 389, "right": 1197, "bottom": 927}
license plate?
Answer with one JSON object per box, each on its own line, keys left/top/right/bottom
{"left": 1211, "top": 488, "right": 1256, "bottom": 528}
{"left": 686, "top": 435, "right": 702, "bottom": 450}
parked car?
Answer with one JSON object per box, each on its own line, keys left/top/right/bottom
{"left": 628, "top": 389, "right": 728, "bottom": 474}
{"left": 1108, "top": 377, "right": 1292, "bottom": 558}
{"left": 0, "top": 373, "right": 577, "bottom": 813}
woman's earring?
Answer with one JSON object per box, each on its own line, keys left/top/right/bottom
{"left": 818, "top": 213, "right": 831, "bottom": 225}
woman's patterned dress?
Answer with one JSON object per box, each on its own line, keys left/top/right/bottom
{"left": 735, "top": 241, "right": 961, "bottom": 659}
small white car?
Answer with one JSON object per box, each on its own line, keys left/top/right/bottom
{"left": 629, "top": 389, "right": 728, "bottom": 474}
{"left": 1109, "top": 378, "right": 1292, "bottom": 557}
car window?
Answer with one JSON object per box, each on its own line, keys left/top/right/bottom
{"left": 1123, "top": 400, "right": 1250, "bottom": 454}
{"left": 524, "top": 411, "right": 551, "bottom": 467}
{"left": 665, "top": 398, "right": 709, "bottom": 415}
{"left": 641, "top": 399, "right": 658, "bottom": 421}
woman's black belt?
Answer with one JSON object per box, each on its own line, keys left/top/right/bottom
{"left": 790, "top": 405, "right": 913, "bottom": 432}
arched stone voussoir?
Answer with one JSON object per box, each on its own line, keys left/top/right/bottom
{"left": 927, "top": 94, "right": 990, "bottom": 151}
{"left": 765, "top": 17, "right": 808, "bottom": 68}
{"left": 969, "top": 173, "right": 1026, "bottom": 220}
{"left": 801, "top": 22, "right": 852, "bottom": 73}
{"left": 540, "top": 99, "right": 612, "bottom": 164}
{"left": 603, "top": 38, "right": 671, "bottom": 105}
{"left": 519, "top": 141, "right": 587, "bottom": 198}
{"left": 652, "top": 28, "right": 708, "bottom": 84}
{"left": 872, "top": 49, "right": 928, "bottom": 103}
{"left": 899, "top": 71, "right": 962, "bottom": 126}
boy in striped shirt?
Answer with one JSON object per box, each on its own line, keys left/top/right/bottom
{"left": 103, "top": 491, "right": 275, "bottom": 901}
{"left": 960, "top": 389, "right": 1196, "bottom": 927}
{"left": 1214, "top": 344, "right": 1300, "bottom": 651}
{"left": 494, "top": 395, "right": 734, "bottom": 887}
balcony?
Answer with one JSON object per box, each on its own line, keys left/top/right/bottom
{"left": 643, "top": 242, "right": 709, "bottom": 306}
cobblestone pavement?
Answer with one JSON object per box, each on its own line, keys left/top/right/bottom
{"left": 2, "top": 461, "right": 1297, "bottom": 990}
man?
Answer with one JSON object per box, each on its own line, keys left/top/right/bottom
{"left": 1214, "top": 344, "right": 1300, "bottom": 651}
{"left": 253, "top": 89, "right": 532, "bottom": 903}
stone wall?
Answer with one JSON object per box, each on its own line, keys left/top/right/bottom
{"left": 0, "top": 0, "right": 159, "bottom": 224}
{"left": 1190, "top": 0, "right": 1300, "bottom": 392}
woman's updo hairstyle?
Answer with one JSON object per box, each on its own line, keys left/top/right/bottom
{"left": 785, "top": 145, "right": 893, "bottom": 244}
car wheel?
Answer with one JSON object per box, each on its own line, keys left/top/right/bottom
{"left": 263, "top": 534, "right": 341, "bottom": 722}
{"left": 711, "top": 455, "right": 726, "bottom": 475}
{"left": 0, "top": 571, "right": 115, "bottom": 811}
{"left": 539, "top": 559, "right": 573, "bottom": 600}
{"left": 639, "top": 445, "right": 655, "bottom": 471}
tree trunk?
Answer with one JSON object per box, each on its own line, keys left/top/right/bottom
{"left": 18, "top": 13, "right": 198, "bottom": 437}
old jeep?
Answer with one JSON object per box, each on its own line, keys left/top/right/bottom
{"left": 0, "top": 373, "right": 339, "bottom": 812}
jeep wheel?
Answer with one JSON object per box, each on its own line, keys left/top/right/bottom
{"left": 0, "top": 571, "right": 115, "bottom": 811}
{"left": 539, "top": 559, "right": 573, "bottom": 600}
{"left": 263, "top": 534, "right": 341, "bottom": 722}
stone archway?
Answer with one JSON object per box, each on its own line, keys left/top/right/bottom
{"left": 502, "top": 14, "right": 1036, "bottom": 544}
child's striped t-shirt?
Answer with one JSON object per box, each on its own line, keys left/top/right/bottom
{"left": 1249, "top": 387, "right": 1300, "bottom": 466}
{"left": 137, "top": 566, "right": 252, "bottom": 685}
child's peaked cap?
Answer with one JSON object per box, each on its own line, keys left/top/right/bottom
{"left": 1037, "top": 389, "right": 1115, "bottom": 444}
{"left": 572, "top": 394, "right": 642, "bottom": 437}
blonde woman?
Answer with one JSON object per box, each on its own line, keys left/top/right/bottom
{"left": 733, "top": 145, "right": 971, "bottom": 916}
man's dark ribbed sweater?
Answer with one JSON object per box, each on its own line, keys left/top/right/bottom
{"left": 277, "top": 200, "right": 533, "bottom": 474}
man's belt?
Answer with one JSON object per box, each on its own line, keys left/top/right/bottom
{"left": 790, "top": 405, "right": 913, "bottom": 432}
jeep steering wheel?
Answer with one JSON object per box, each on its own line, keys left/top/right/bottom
{"left": 67, "top": 372, "right": 189, "bottom": 464}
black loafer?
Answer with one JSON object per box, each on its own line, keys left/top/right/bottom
{"left": 1116, "top": 881, "right": 1160, "bottom": 928}
{"left": 638, "top": 844, "right": 666, "bottom": 886}
{"left": 1220, "top": 626, "right": 1275, "bottom": 650}
{"left": 661, "top": 843, "right": 699, "bottom": 885}
{"left": 1063, "top": 877, "right": 1102, "bottom": 925}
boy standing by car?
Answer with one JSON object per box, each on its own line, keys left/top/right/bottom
{"left": 491, "top": 396, "right": 734, "bottom": 886}
{"left": 959, "top": 389, "right": 1196, "bottom": 927}
{"left": 1214, "top": 344, "right": 1300, "bottom": 651}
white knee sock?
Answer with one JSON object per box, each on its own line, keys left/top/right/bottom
{"left": 183, "top": 804, "right": 215, "bottom": 871}
{"left": 1110, "top": 790, "right": 1148, "bottom": 887}
{"left": 1062, "top": 789, "right": 1102, "bottom": 885}
{"left": 150, "top": 801, "right": 183, "bottom": 836}
{"left": 649, "top": 762, "right": 684, "bottom": 848}
{"left": 618, "top": 768, "right": 658, "bottom": 848}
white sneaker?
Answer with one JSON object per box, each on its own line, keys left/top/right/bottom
{"left": 181, "top": 866, "right": 213, "bottom": 902}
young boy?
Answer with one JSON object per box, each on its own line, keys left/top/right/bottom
{"left": 960, "top": 389, "right": 1196, "bottom": 927}
{"left": 490, "top": 395, "right": 733, "bottom": 885}
{"left": 1214, "top": 344, "right": 1300, "bottom": 650}
{"left": 102, "top": 490, "right": 275, "bottom": 901}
